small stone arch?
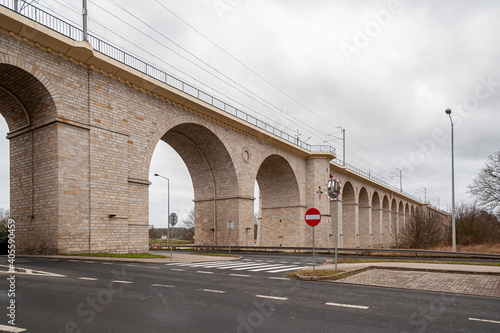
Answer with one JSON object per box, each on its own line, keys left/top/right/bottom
{"left": 372, "top": 191, "right": 381, "bottom": 247}
{"left": 391, "top": 198, "right": 398, "bottom": 246}
{"left": 382, "top": 195, "right": 391, "bottom": 246}
{"left": 342, "top": 181, "right": 356, "bottom": 248}
{"left": 358, "top": 187, "right": 370, "bottom": 247}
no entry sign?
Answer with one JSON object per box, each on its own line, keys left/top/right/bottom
{"left": 305, "top": 208, "right": 321, "bottom": 227}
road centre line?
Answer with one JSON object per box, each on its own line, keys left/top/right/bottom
{"left": 196, "top": 271, "right": 214, "bottom": 274}
{"left": 170, "top": 268, "right": 185, "bottom": 272}
{"left": 200, "top": 289, "right": 226, "bottom": 294}
{"left": 269, "top": 277, "right": 291, "bottom": 280}
{"left": 0, "top": 324, "right": 27, "bottom": 332}
{"left": 102, "top": 262, "right": 113, "bottom": 265}
{"left": 112, "top": 280, "right": 133, "bottom": 284}
{"left": 256, "top": 295, "right": 288, "bottom": 301}
{"left": 230, "top": 274, "right": 251, "bottom": 277}
{"left": 151, "top": 284, "right": 175, "bottom": 288}
{"left": 78, "top": 277, "right": 98, "bottom": 281}
{"left": 469, "top": 317, "right": 500, "bottom": 324}
{"left": 325, "top": 302, "right": 369, "bottom": 310}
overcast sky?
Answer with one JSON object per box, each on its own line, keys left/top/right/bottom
{"left": 1, "top": 0, "right": 499, "bottom": 228}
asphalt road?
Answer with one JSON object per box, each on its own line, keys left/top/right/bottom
{"left": 1, "top": 254, "right": 500, "bottom": 333}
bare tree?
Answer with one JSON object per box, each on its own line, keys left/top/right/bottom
{"left": 468, "top": 151, "right": 500, "bottom": 212}
{"left": 182, "top": 209, "right": 195, "bottom": 233}
{"left": 456, "top": 202, "right": 500, "bottom": 245}
{"left": 149, "top": 224, "right": 160, "bottom": 240}
{"left": 0, "top": 208, "right": 9, "bottom": 232}
{"left": 400, "top": 210, "right": 444, "bottom": 249}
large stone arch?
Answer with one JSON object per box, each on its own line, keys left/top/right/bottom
{"left": 342, "top": 181, "right": 356, "bottom": 247}
{"left": 372, "top": 191, "right": 381, "bottom": 247}
{"left": 151, "top": 121, "right": 240, "bottom": 246}
{"left": 358, "top": 187, "right": 370, "bottom": 247}
{"left": 0, "top": 61, "right": 65, "bottom": 253}
{"left": 255, "top": 154, "right": 301, "bottom": 247}
{"left": 382, "top": 195, "right": 390, "bottom": 246}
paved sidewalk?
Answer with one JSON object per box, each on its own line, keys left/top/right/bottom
{"left": 17, "top": 251, "right": 240, "bottom": 264}
{"left": 319, "top": 262, "right": 500, "bottom": 297}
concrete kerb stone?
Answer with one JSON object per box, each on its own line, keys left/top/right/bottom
{"left": 294, "top": 265, "right": 371, "bottom": 281}
{"left": 16, "top": 253, "right": 242, "bottom": 264}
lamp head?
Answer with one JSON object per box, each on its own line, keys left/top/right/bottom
{"left": 445, "top": 108, "right": 451, "bottom": 115}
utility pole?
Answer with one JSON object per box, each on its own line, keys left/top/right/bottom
{"left": 82, "top": 0, "right": 88, "bottom": 41}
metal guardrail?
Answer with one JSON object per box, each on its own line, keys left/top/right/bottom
{"left": 159, "top": 245, "right": 500, "bottom": 260}
{"left": 0, "top": 1, "right": 335, "bottom": 155}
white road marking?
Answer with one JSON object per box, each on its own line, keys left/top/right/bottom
{"left": 266, "top": 265, "right": 301, "bottom": 273}
{"left": 0, "top": 324, "right": 27, "bottom": 332}
{"left": 200, "top": 289, "right": 226, "bottom": 294}
{"left": 469, "top": 317, "right": 500, "bottom": 324}
{"left": 256, "top": 295, "right": 288, "bottom": 301}
{"left": 266, "top": 261, "right": 276, "bottom": 263}
{"left": 292, "top": 262, "right": 302, "bottom": 264}
{"left": 78, "top": 277, "right": 98, "bottom": 281}
{"left": 325, "top": 302, "right": 369, "bottom": 310}
{"left": 230, "top": 274, "right": 251, "bottom": 277}
{"left": 112, "top": 280, "right": 133, "bottom": 284}
{"left": 151, "top": 284, "right": 174, "bottom": 288}
{"left": 170, "top": 268, "right": 185, "bottom": 272}
{"left": 102, "top": 262, "right": 114, "bottom": 265}
{"left": 143, "top": 266, "right": 160, "bottom": 269}
{"left": 230, "top": 263, "right": 276, "bottom": 270}
{"left": 84, "top": 261, "right": 95, "bottom": 264}
{"left": 269, "top": 277, "right": 291, "bottom": 280}
{"left": 69, "top": 260, "right": 80, "bottom": 262}
{"left": 249, "top": 264, "right": 289, "bottom": 272}
{"left": 0, "top": 265, "right": 66, "bottom": 277}
{"left": 196, "top": 271, "right": 214, "bottom": 274}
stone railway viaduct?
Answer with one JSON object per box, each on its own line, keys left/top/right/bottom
{"left": 0, "top": 6, "right": 449, "bottom": 254}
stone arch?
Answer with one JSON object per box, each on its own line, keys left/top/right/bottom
{"left": 256, "top": 154, "right": 300, "bottom": 247}
{"left": 398, "top": 201, "right": 404, "bottom": 246}
{"left": 391, "top": 198, "right": 398, "bottom": 246}
{"left": 151, "top": 121, "right": 239, "bottom": 246}
{"left": 372, "top": 191, "right": 381, "bottom": 247}
{"left": 382, "top": 195, "right": 390, "bottom": 246}
{"left": 0, "top": 62, "right": 61, "bottom": 253}
{"left": 342, "top": 181, "right": 356, "bottom": 248}
{"left": 144, "top": 114, "right": 235, "bottom": 180}
{"left": 358, "top": 187, "right": 370, "bottom": 247}
{"left": 404, "top": 202, "right": 410, "bottom": 230}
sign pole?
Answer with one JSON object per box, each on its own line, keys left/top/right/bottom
{"left": 313, "top": 226, "right": 316, "bottom": 270}
{"left": 335, "top": 199, "right": 338, "bottom": 272}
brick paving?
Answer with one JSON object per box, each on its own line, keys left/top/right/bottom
{"left": 334, "top": 266, "right": 500, "bottom": 297}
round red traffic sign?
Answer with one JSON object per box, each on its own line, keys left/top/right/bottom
{"left": 305, "top": 208, "right": 321, "bottom": 227}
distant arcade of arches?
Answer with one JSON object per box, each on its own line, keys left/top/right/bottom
{"left": 336, "top": 180, "right": 423, "bottom": 248}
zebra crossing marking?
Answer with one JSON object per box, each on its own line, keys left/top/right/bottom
{"left": 165, "top": 260, "right": 310, "bottom": 274}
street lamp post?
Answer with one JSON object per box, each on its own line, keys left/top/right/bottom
{"left": 445, "top": 108, "right": 456, "bottom": 252}
{"left": 154, "top": 173, "right": 172, "bottom": 260}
